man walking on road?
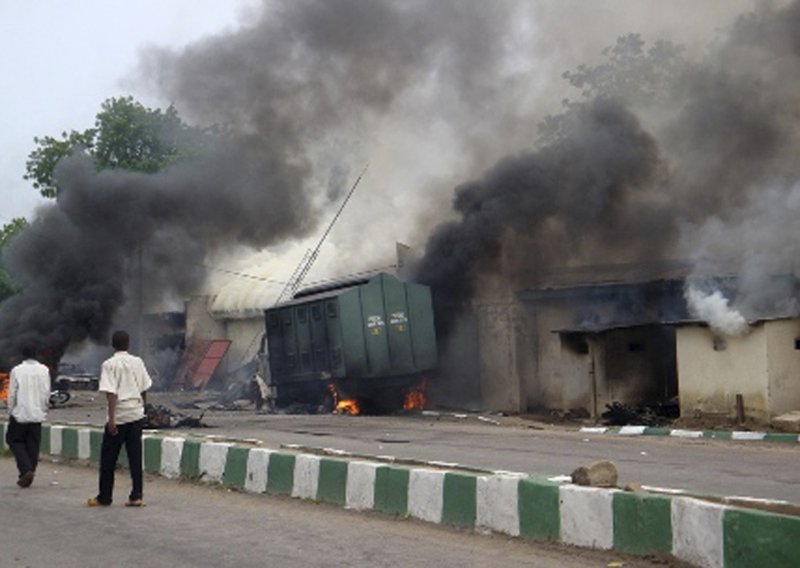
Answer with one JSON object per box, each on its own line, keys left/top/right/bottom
{"left": 88, "top": 330, "right": 152, "bottom": 507}
{"left": 6, "top": 345, "right": 51, "bottom": 488}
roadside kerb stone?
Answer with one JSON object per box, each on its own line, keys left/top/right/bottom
{"left": 5, "top": 421, "right": 800, "bottom": 568}
{"left": 198, "top": 441, "right": 231, "bottom": 483}
{"left": 408, "top": 468, "right": 445, "bottom": 523}
{"left": 160, "top": 437, "right": 184, "bottom": 478}
{"left": 560, "top": 485, "right": 615, "bottom": 550}
{"left": 346, "top": 460, "right": 379, "bottom": 510}
{"left": 77, "top": 428, "right": 92, "bottom": 460}
{"left": 244, "top": 447, "right": 272, "bottom": 493}
{"left": 581, "top": 425, "right": 800, "bottom": 445}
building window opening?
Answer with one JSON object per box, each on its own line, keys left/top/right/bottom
{"left": 560, "top": 332, "right": 589, "bottom": 355}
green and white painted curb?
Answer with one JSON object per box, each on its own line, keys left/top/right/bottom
{"left": 580, "top": 425, "right": 800, "bottom": 444}
{"left": 3, "top": 422, "right": 799, "bottom": 567}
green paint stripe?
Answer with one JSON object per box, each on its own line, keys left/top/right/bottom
{"left": 317, "top": 458, "right": 348, "bottom": 505}
{"left": 518, "top": 477, "right": 560, "bottom": 541}
{"left": 62, "top": 428, "right": 79, "bottom": 459}
{"left": 266, "top": 452, "right": 296, "bottom": 495}
{"left": 612, "top": 492, "right": 672, "bottom": 555}
{"left": 643, "top": 427, "right": 670, "bottom": 436}
{"left": 724, "top": 508, "right": 800, "bottom": 568}
{"left": 143, "top": 437, "right": 162, "bottom": 474}
{"left": 90, "top": 430, "right": 103, "bottom": 463}
{"left": 41, "top": 425, "right": 51, "bottom": 455}
{"left": 374, "top": 466, "right": 409, "bottom": 517}
{"left": 442, "top": 473, "right": 477, "bottom": 529}
{"left": 180, "top": 439, "right": 201, "bottom": 479}
{"left": 764, "top": 433, "right": 799, "bottom": 444}
{"left": 0, "top": 422, "right": 6, "bottom": 451}
{"left": 223, "top": 446, "right": 250, "bottom": 488}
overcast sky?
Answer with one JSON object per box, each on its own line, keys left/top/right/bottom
{"left": 0, "top": 0, "right": 258, "bottom": 225}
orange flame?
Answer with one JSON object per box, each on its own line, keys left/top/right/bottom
{"left": 403, "top": 377, "right": 428, "bottom": 411}
{"left": 329, "top": 383, "right": 361, "bottom": 415}
{"left": 334, "top": 398, "right": 361, "bottom": 416}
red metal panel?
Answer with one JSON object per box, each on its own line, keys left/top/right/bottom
{"left": 173, "top": 339, "right": 231, "bottom": 390}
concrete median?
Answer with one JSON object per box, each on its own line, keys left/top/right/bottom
{"left": 3, "top": 422, "right": 798, "bottom": 567}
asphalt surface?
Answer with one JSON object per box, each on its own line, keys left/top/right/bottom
{"left": 52, "top": 392, "right": 800, "bottom": 504}
{"left": 0, "top": 459, "right": 681, "bottom": 568}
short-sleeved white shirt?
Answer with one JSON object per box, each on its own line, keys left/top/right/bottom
{"left": 99, "top": 351, "right": 152, "bottom": 424}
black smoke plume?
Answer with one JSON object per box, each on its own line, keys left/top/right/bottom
{"left": 413, "top": 0, "right": 800, "bottom": 334}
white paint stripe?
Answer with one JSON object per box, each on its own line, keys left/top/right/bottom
{"left": 731, "top": 431, "right": 766, "bottom": 441}
{"left": 346, "top": 461, "right": 380, "bottom": 510}
{"left": 580, "top": 427, "right": 608, "bottom": 434}
{"left": 559, "top": 485, "right": 616, "bottom": 550}
{"left": 245, "top": 448, "right": 273, "bottom": 493}
{"left": 50, "top": 425, "right": 64, "bottom": 456}
{"left": 618, "top": 425, "right": 647, "bottom": 435}
{"left": 671, "top": 497, "right": 725, "bottom": 568}
{"left": 160, "top": 437, "right": 185, "bottom": 479}
{"left": 641, "top": 485, "right": 687, "bottom": 495}
{"left": 408, "top": 469, "right": 445, "bottom": 524}
{"left": 198, "top": 442, "right": 231, "bottom": 483}
{"left": 77, "top": 428, "right": 92, "bottom": 460}
{"left": 292, "top": 454, "right": 321, "bottom": 500}
{"left": 477, "top": 474, "right": 523, "bottom": 536}
{"left": 548, "top": 475, "right": 571, "bottom": 484}
{"left": 670, "top": 429, "right": 704, "bottom": 438}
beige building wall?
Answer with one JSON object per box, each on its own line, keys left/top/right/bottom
{"left": 676, "top": 325, "right": 769, "bottom": 419}
{"left": 185, "top": 296, "right": 226, "bottom": 341}
{"left": 765, "top": 319, "right": 800, "bottom": 416}
{"left": 223, "top": 319, "right": 265, "bottom": 373}
{"left": 531, "top": 304, "right": 593, "bottom": 411}
{"left": 475, "top": 304, "right": 525, "bottom": 413}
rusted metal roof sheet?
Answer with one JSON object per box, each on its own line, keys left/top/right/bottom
{"left": 174, "top": 339, "right": 231, "bottom": 390}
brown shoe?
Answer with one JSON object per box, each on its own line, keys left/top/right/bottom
{"left": 124, "top": 499, "right": 145, "bottom": 507}
{"left": 87, "top": 497, "right": 111, "bottom": 507}
{"left": 17, "top": 471, "right": 34, "bottom": 488}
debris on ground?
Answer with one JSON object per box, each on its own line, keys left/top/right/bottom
{"left": 601, "top": 399, "right": 679, "bottom": 426}
{"left": 144, "top": 403, "right": 208, "bottom": 428}
{"left": 571, "top": 460, "right": 618, "bottom": 487}
{"left": 771, "top": 410, "right": 800, "bottom": 433}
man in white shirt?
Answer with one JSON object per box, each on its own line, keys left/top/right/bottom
{"left": 6, "top": 345, "right": 52, "bottom": 488}
{"left": 87, "top": 330, "right": 152, "bottom": 507}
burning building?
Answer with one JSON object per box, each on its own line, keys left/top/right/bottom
{"left": 3, "top": 2, "right": 800, "bottom": 423}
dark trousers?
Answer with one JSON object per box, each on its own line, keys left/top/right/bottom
{"left": 5, "top": 417, "right": 42, "bottom": 478}
{"left": 96, "top": 418, "right": 144, "bottom": 504}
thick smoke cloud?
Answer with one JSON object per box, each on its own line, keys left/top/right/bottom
{"left": 2, "top": 0, "right": 797, "bottom": 365}
{"left": 413, "top": 0, "right": 800, "bottom": 334}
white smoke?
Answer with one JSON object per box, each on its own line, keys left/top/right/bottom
{"left": 685, "top": 285, "right": 749, "bottom": 336}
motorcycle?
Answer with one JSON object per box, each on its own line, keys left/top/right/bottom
{"left": 49, "top": 387, "right": 71, "bottom": 406}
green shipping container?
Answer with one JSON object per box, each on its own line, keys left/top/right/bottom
{"left": 265, "top": 273, "right": 437, "bottom": 391}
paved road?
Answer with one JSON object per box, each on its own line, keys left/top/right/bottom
{"left": 0, "top": 459, "right": 674, "bottom": 568}
{"left": 53, "top": 392, "right": 799, "bottom": 503}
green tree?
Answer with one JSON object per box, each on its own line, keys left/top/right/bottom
{"left": 25, "top": 96, "right": 202, "bottom": 198}
{"left": 0, "top": 218, "right": 28, "bottom": 302}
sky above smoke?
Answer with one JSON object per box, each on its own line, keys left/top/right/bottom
{"left": 1, "top": 0, "right": 796, "bottom": 361}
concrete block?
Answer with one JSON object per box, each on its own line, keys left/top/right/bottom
{"left": 672, "top": 497, "right": 725, "bottom": 568}
{"left": 571, "top": 460, "right": 618, "bottom": 487}
{"left": 77, "top": 428, "right": 92, "bottom": 460}
{"left": 49, "top": 425, "right": 64, "bottom": 456}
{"left": 771, "top": 410, "right": 800, "bottom": 433}
{"left": 245, "top": 448, "right": 272, "bottom": 493}
{"left": 198, "top": 441, "right": 231, "bottom": 483}
{"left": 292, "top": 454, "right": 321, "bottom": 500}
{"left": 408, "top": 468, "right": 445, "bottom": 523}
{"left": 346, "top": 461, "right": 379, "bottom": 510}
{"left": 559, "top": 485, "right": 615, "bottom": 549}
{"left": 160, "top": 437, "right": 184, "bottom": 479}
{"left": 477, "top": 473, "right": 523, "bottom": 536}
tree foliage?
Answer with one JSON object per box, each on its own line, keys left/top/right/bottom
{"left": 0, "top": 218, "right": 28, "bottom": 302}
{"left": 25, "top": 96, "right": 202, "bottom": 198}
